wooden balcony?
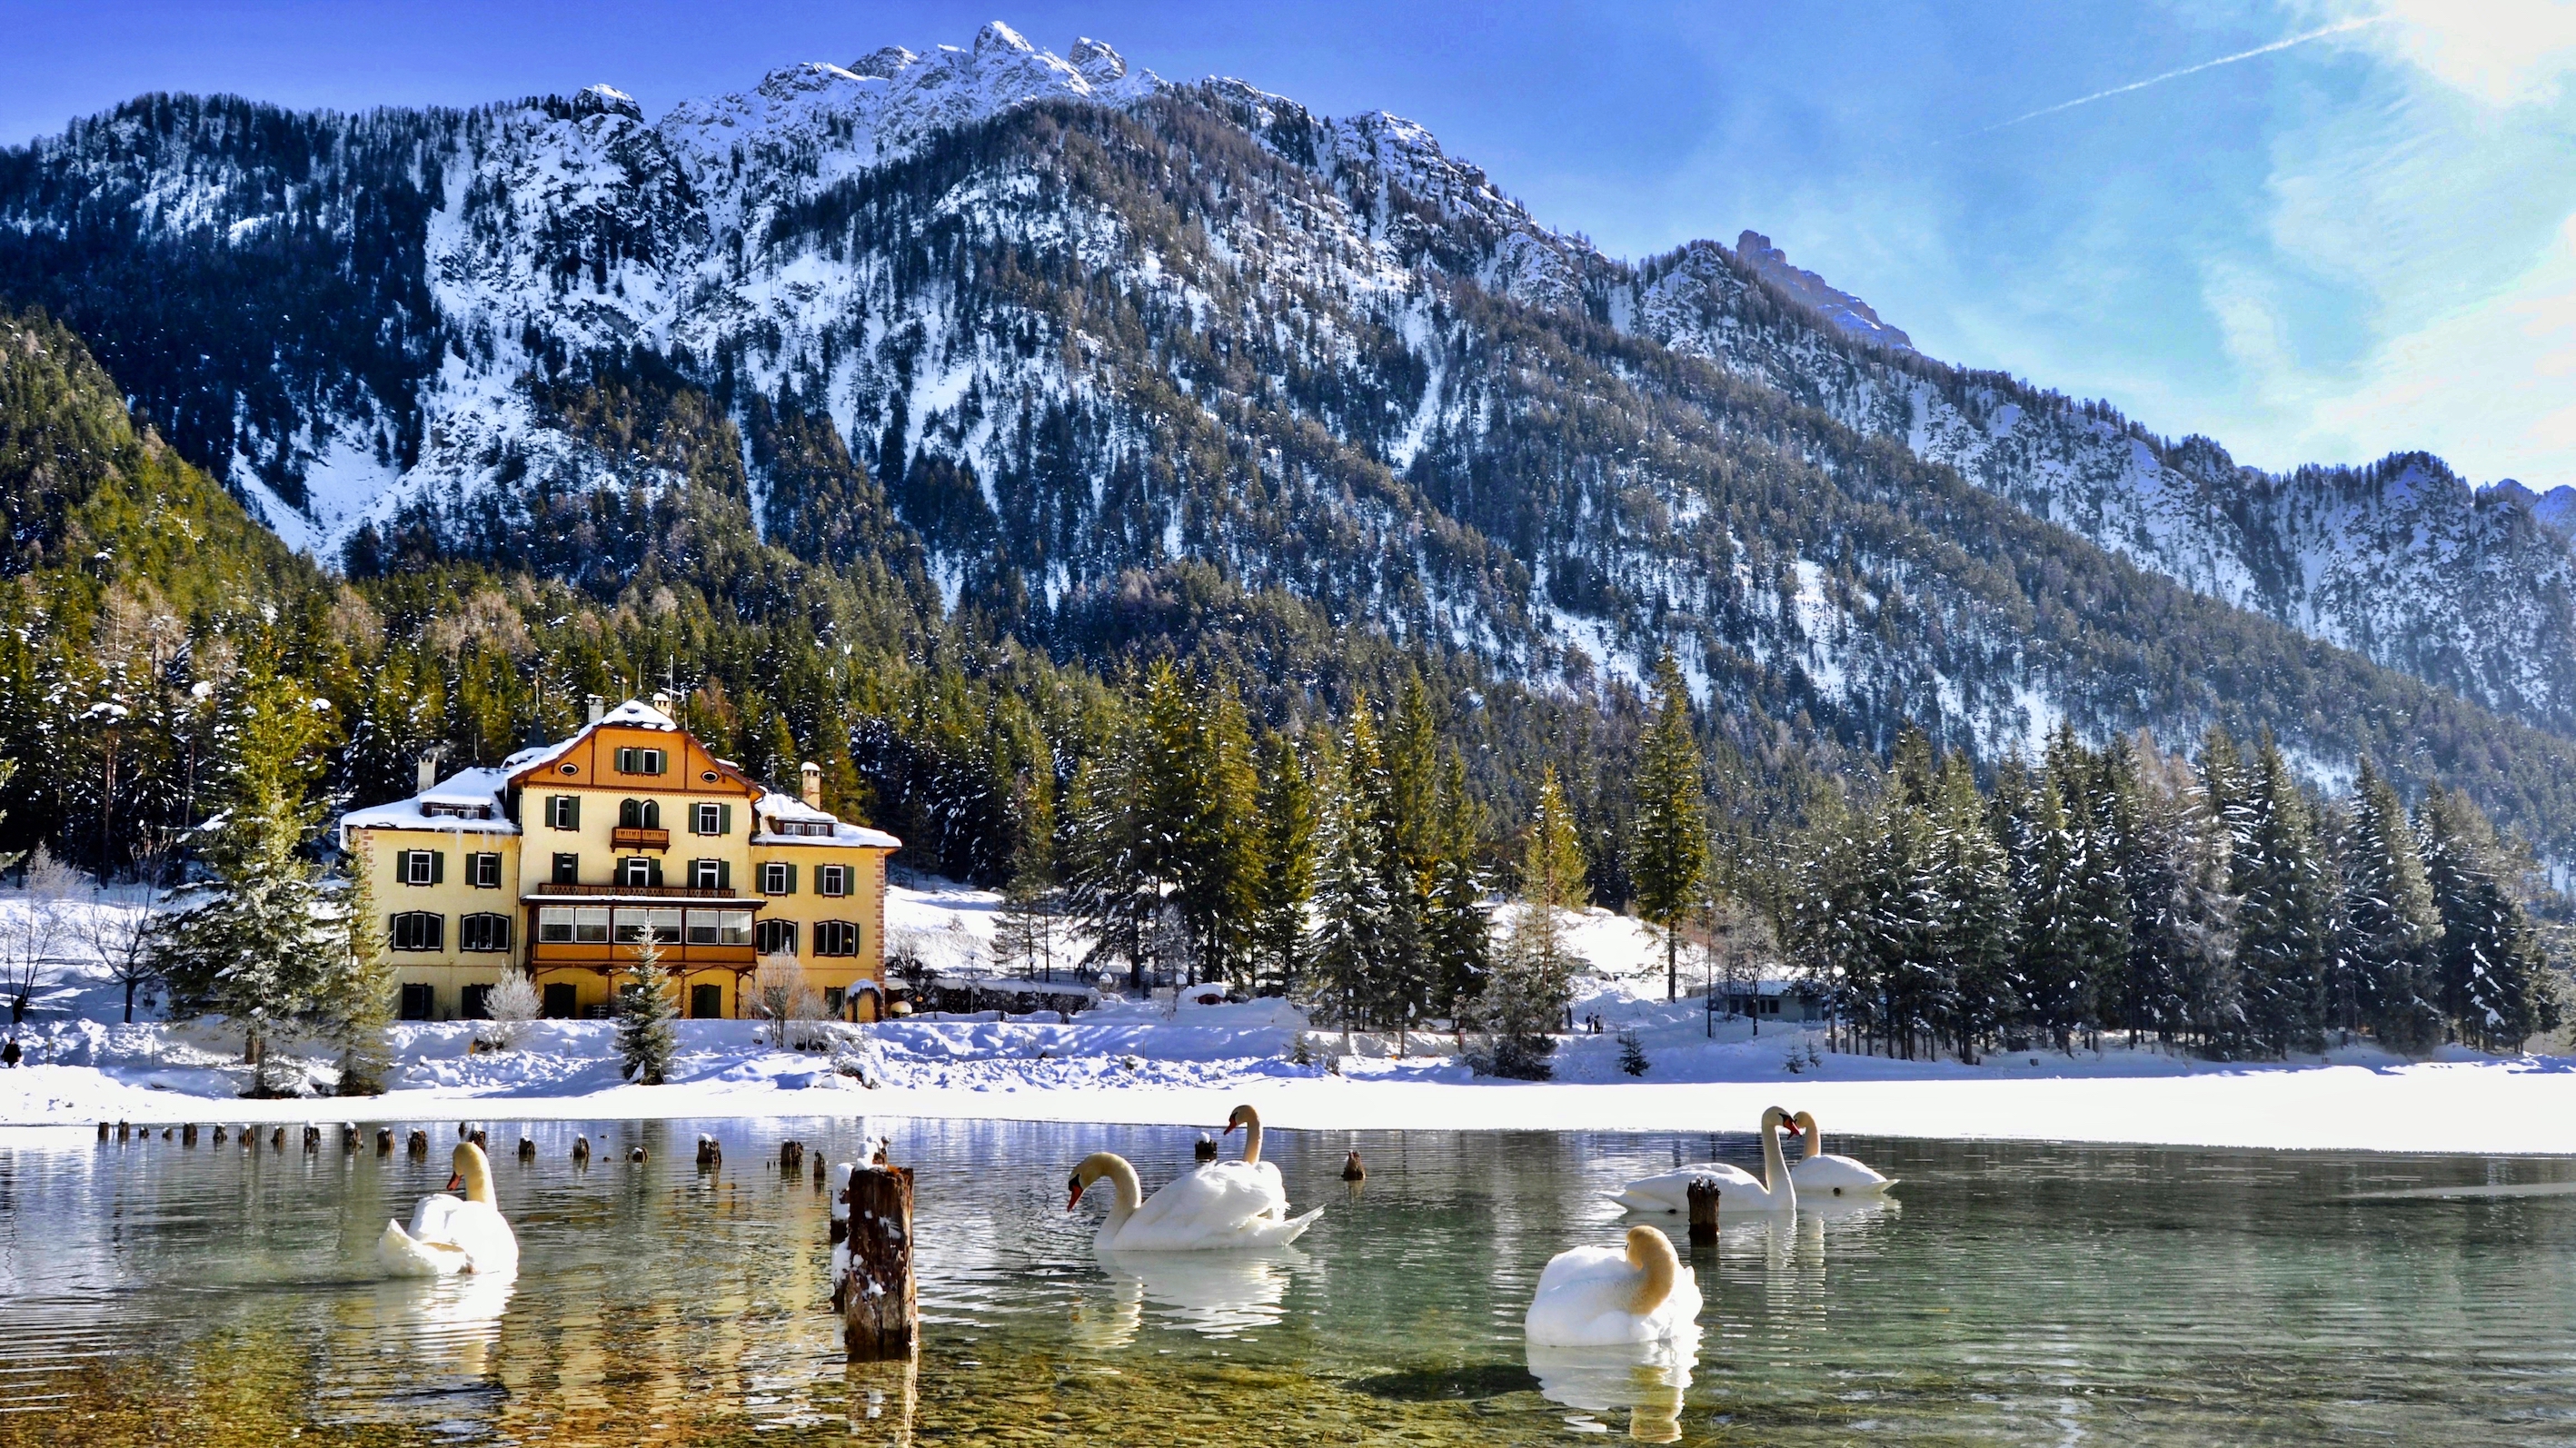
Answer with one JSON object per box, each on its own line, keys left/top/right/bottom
{"left": 530, "top": 882, "right": 739, "bottom": 899}
{"left": 529, "top": 939, "right": 756, "bottom": 972}
{"left": 611, "top": 826, "right": 671, "bottom": 851}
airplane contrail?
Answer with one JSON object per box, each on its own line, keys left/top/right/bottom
{"left": 1968, "top": 15, "right": 2385, "bottom": 136}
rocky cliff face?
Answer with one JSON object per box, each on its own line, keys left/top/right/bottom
{"left": 4, "top": 22, "right": 2574, "bottom": 776}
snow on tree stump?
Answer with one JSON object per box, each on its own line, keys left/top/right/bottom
{"left": 340, "top": 1123, "right": 359, "bottom": 1152}
{"left": 303, "top": 1124, "right": 320, "bottom": 1153}
{"left": 375, "top": 1126, "right": 393, "bottom": 1155}
{"left": 214, "top": 1125, "right": 229, "bottom": 1146}
{"left": 182, "top": 1124, "right": 198, "bottom": 1146}
{"left": 1195, "top": 1135, "right": 1218, "bottom": 1164}
{"left": 1686, "top": 1176, "right": 1722, "bottom": 1245}
{"left": 696, "top": 1134, "right": 722, "bottom": 1170}
{"left": 572, "top": 1134, "right": 591, "bottom": 1165}
{"left": 406, "top": 1129, "right": 428, "bottom": 1157}
{"left": 837, "top": 1163, "right": 917, "bottom": 1362}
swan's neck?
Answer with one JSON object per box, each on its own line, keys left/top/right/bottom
{"left": 1761, "top": 1125, "right": 1793, "bottom": 1203}
{"left": 1238, "top": 1115, "right": 1263, "bottom": 1165}
{"left": 457, "top": 1155, "right": 495, "bottom": 1205}
{"left": 1626, "top": 1231, "right": 1679, "bottom": 1315}
{"left": 1803, "top": 1126, "right": 1823, "bottom": 1162}
{"left": 1105, "top": 1157, "right": 1142, "bottom": 1215}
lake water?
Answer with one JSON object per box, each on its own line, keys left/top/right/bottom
{"left": 4, "top": 1116, "right": 2575, "bottom": 1445}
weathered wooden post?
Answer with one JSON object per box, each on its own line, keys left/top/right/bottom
{"left": 1686, "top": 1175, "right": 1722, "bottom": 1245}
{"left": 1342, "top": 1150, "right": 1366, "bottom": 1182}
{"left": 572, "top": 1134, "right": 592, "bottom": 1165}
{"left": 518, "top": 1136, "right": 536, "bottom": 1162}
{"left": 270, "top": 1126, "right": 285, "bottom": 1150}
{"left": 213, "top": 1125, "right": 229, "bottom": 1146}
{"left": 813, "top": 1152, "right": 826, "bottom": 1191}
{"left": 184, "top": 1123, "right": 200, "bottom": 1146}
{"left": 97, "top": 1121, "right": 109, "bottom": 1141}
{"left": 341, "top": 1123, "right": 359, "bottom": 1152}
{"left": 115, "top": 1120, "right": 129, "bottom": 1143}
{"left": 303, "top": 1124, "right": 321, "bottom": 1153}
{"left": 375, "top": 1126, "right": 393, "bottom": 1155}
{"left": 838, "top": 1162, "right": 917, "bottom": 1361}
{"left": 780, "top": 1139, "right": 805, "bottom": 1173}
{"left": 1194, "top": 1135, "right": 1218, "bottom": 1164}
{"left": 406, "top": 1128, "right": 428, "bottom": 1157}
{"left": 627, "top": 1145, "right": 647, "bottom": 1164}
{"left": 161, "top": 1126, "right": 173, "bottom": 1140}
{"left": 696, "top": 1134, "right": 722, "bottom": 1170}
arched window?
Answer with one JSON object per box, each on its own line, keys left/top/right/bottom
{"left": 389, "top": 911, "right": 445, "bottom": 952}
{"left": 619, "top": 798, "right": 661, "bottom": 829}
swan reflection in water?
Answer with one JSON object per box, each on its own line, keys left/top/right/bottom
{"left": 1525, "top": 1327, "right": 1700, "bottom": 1443}
{"left": 363, "top": 1269, "right": 517, "bottom": 1378}
{"left": 1069, "top": 1246, "right": 1308, "bottom": 1345}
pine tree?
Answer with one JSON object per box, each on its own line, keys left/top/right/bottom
{"left": 154, "top": 662, "right": 340, "bottom": 1097}
{"left": 1177, "top": 676, "right": 1262, "bottom": 989}
{"left": 1307, "top": 714, "right": 1391, "bottom": 1038}
{"left": 1472, "top": 767, "right": 1586, "bottom": 1077}
{"left": 1369, "top": 682, "right": 1436, "bottom": 1046}
{"left": 1616, "top": 1027, "right": 1649, "bottom": 1076}
{"left": 2338, "top": 759, "right": 2442, "bottom": 1053}
{"left": 1630, "top": 653, "right": 1707, "bottom": 1002}
{"left": 1423, "top": 749, "right": 1491, "bottom": 1021}
{"left": 616, "top": 941, "right": 681, "bottom": 1084}
{"left": 327, "top": 837, "right": 397, "bottom": 1094}
{"left": 2229, "top": 735, "right": 2334, "bottom": 1056}
{"left": 1249, "top": 729, "right": 1319, "bottom": 997}
{"left": 2420, "top": 786, "right": 2560, "bottom": 1051}
{"left": 2004, "top": 765, "right": 2084, "bottom": 1054}
{"left": 1062, "top": 717, "right": 1158, "bottom": 990}
{"left": 992, "top": 764, "right": 1061, "bottom": 980}
{"left": 1931, "top": 753, "right": 2014, "bottom": 1061}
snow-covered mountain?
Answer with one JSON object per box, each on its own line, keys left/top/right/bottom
{"left": 6, "top": 20, "right": 2576, "bottom": 753}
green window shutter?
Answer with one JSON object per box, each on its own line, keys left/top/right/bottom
{"left": 786, "top": 862, "right": 798, "bottom": 895}
{"left": 717, "top": 859, "right": 731, "bottom": 889}
{"left": 429, "top": 851, "right": 444, "bottom": 885}
{"left": 648, "top": 858, "right": 663, "bottom": 888}
{"left": 719, "top": 802, "right": 733, "bottom": 836}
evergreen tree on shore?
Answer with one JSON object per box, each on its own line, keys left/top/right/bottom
{"left": 1631, "top": 654, "right": 1708, "bottom": 1002}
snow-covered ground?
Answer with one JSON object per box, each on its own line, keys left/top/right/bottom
{"left": 2, "top": 880, "right": 2571, "bottom": 1155}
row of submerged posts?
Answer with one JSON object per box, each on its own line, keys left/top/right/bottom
{"left": 99, "top": 1114, "right": 925, "bottom": 1363}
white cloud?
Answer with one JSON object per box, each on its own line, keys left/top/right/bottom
{"left": 2356, "top": 0, "right": 2576, "bottom": 105}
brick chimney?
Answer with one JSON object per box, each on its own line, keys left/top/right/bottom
{"left": 586, "top": 694, "right": 605, "bottom": 725}
{"left": 800, "top": 760, "right": 823, "bottom": 809}
{"left": 651, "top": 689, "right": 672, "bottom": 716}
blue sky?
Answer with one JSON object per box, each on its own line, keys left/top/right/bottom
{"left": 4, "top": 1, "right": 2573, "bottom": 486}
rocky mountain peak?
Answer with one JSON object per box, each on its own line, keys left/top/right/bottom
{"left": 1733, "top": 229, "right": 1912, "bottom": 352}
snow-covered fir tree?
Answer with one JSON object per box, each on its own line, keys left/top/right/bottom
{"left": 616, "top": 944, "right": 680, "bottom": 1085}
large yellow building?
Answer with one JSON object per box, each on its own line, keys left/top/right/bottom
{"left": 339, "top": 697, "right": 899, "bottom": 1024}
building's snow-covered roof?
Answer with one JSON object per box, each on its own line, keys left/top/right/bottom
{"left": 753, "top": 791, "right": 900, "bottom": 849}
{"left": 345, "top": 699, "right": 901, "bottom": 850}
{"left": 342, "top": 766, "right": 516, "bottom": 837}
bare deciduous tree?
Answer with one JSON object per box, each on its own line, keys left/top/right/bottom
{"left": 482, "top": 969, "right": 542, "bottom": 1049}
{"left": 3, "top": 847, "right": 81, "bottom": 1026}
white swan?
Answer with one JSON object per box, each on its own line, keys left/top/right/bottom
{"left": 1524, "top": 1225, "right": 1702, "bottom": 1346}
{"left": 1789, "top": 1110, "right": 1895, "bottom": 1197}
{"left": 1610, "top": 1105, "right": 1802, "bottom": 1214}
{"left": 1211, "top": 1104, "right": 1290, "bottom": 1208}
{"left": 379, "top": 1142, "right": 519, "bottom": 1275}
{"left": 1068, "top": 1151, "right": 1320, "bottom": 1251}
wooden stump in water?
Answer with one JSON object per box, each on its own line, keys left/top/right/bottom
{"left": 518, "top": 1136, "right": 536, "bottom": 1161}
{"left": 183, "top": 1123, "right": 198, "bottom": 1146}
{"left": 115, "top": 1121, "right": 129, "bottom": 1143}
{"left": 341, "top": 1123, "right": 359, "bottom": 1152}
{"left": 161, "top": 1126, "right": 173, "bottom": 1141}
{"left": 1686, "top": 1176, "right": 1722, "bottom": 1245}
{"left": 813, "top": 1152, "right": 826, "bottom": 1190}
{"left": 406, "top": 1129, "right": 429, "bottom": 1157}
{"left": 213, "top": 1125, "right": 229, "bottom": 1146}
{"left": 696, "top": 1135, "right": 721, "bottom": 1169}
{"left": 97, "top": 1121, "right": 109, "bottom": 1142}
{"left": 780, "top": 1139, "right": 805, "bottom": 1173}
{"left": 270, "top": 1126, "right": 285, "bottom": 1150}
{"left": 1342, "top": 1150, "right": 1366, "bottom": 1182}
{"left": 1195, "top": 1135, "right": 1218, "bottom": 1164}
{"left": 839, "top": 1164, "right": 917, "bottom": 1361}
{"left": 627, "top": 1145, "right": 647, "bottom": 1165}
{"left": 572, "top": 1135, "right": 591, "bottom": 1165}
{"left": 303, "top": 1124, "right": 320, "bottom": 1153}
{"left": 375, "top": 1126, "right": 393, "bottom": 1155}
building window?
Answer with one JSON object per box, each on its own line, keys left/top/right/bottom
{"left": 615, "top": 747, "right": 666, "bottom": 776}
{"left": 539, "top": 906, "right": 610, "bottom": 944}
{"left": 552, "top": 852, "right": 580, "bottom": 885}
{"left": 462, "top": 984, "right": 492, "bottom": 1019}
{"left": 619, "top": 798, "right": 661, "bottom": 829}
{"left": 617, "top": 857, "right": 660, "bottom": 888}
{"left": 692, "top": 801, "right": 732, "bottom": 836}
{"left": 823, "top": 987, "right": 846, "bottom": 1017}
{"left": 468, "top": 852, "right": 503, "bottom": 888}
{"left": 460, "top": 912, "right": 512, "bottom": 953}
{"left": 814, "top": 920, "right": 860, "bottom": 957}
{"left": 399, "top": 983, "right": 434, "bottom": 1020}
{"left": 390, "top": 911, "right": 445, "bottom": 951}
{"left": 755, "top": 918, "right": 798, "bottom": 957}
{"left": 400, "top": 849, "right": 442, "bottom": 887}
{"left": 688, "top": 858, "right": 730, "bottom": 891}
{"left": 684, "top": 908, "right": 754, "bottom": 946}
{"left": 545, "top": 794, "right": 581, "bottom": 829}
{"left": 541, "top": 982, "right": 577, "bottom": 1018}
{"left": 613, "top": 907, "right": 682, "bottom": 946}
{"left": 760, "top": 861, "right": 796, "bottom": 896}
{"left": 690, "top": 983, "right": 724, "bottom": 1019}
{"left": 817, "top": 863, "right": 850, "bottom": 898}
